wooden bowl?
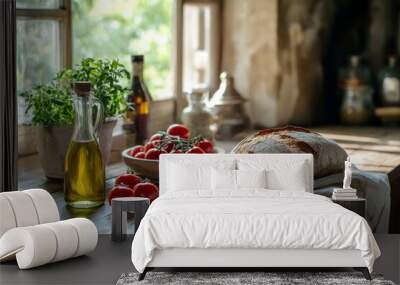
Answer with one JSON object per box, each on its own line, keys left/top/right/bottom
{"left": 122, "top": 146, "right": 225, "bottom": 180}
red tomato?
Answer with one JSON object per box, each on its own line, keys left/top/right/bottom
{"left": 196, "top": 139, "right": 214, "bottom": 153}
{"left": 134, "top": 152, "right": 146, "bottom": 159}
{"left": 128, "top": 145, "right": 144, "bottom": 157}
{"left": 108, "top": 185, "right": 135, "bottom": 205}
{"left": 144, "top": 140, "right": 159, "bottom": 152}
{"left": 149, "top": 133, "right": 163, "bottom": 142}
{"left": 132, "top": 182, "right": 159, "bottom": 202}
{"left": 162, "top": 142, "right": 175, "bottom": 153}
{"left": 166, "top": 124, "right": 189, "bottom": 139}
{"left": 115, "top": 174, "right": 142, "bottom": 189}
{"left": 145, "top": 148, "right": 166, "bottom": 160}
{"left": 186, "top": 146, "right": 205, "bottom": 154}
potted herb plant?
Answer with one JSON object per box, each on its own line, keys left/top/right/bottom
{"left": 21, "top": 58, "right": 130, "bottom": 179}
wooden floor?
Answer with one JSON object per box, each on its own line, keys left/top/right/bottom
{"left": 17, "top": 126, "right": 400, "bottom": 234}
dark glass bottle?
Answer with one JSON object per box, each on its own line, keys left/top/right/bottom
{"left": 127, "top": 55, "right": 152, "bottom": 144}
{"left": 379, "top": 55, "right": 400, "bottom": 106}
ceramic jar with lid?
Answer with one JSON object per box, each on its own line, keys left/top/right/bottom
{"left": 209, "top": 72, "right": 249, "bottom": 139}
{"left": 181, "top": 90, "right": 215, "bottom": 141}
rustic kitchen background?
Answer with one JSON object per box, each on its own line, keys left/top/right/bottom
{"left": 3, "top": 0, "right": 399, "bottom": 234}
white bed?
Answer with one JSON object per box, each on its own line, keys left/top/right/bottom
{"left": 131, "top": 154, "right": 380, "bottom": 280}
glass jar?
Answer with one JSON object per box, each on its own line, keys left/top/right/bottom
{"left": 379, "top": 55, "right": 400, "bottom": 106}
{"left": 340, "top": 81, "right": 374, "bottom": 124}
{"left": 181, "top": 90, "right": 215, "bottom": 141}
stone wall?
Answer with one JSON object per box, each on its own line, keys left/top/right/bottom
{"left": 221, "top": 0, "right": 334, "bottom": 127}
{"left": 222, "top": 0, "right": 280, "bottom": 127}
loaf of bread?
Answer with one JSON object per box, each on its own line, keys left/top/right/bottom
{"left": 232, "top": 126, "right": 347, "bottom": 178}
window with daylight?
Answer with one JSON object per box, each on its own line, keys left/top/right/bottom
{"left": 182, "top": 1, "right": 220, "bottom": 93}
{"left": 72, "top": 0, "right": 173, "bottom": 99}
{"left": 15, "top": 0, "right": 221, "bottom": 156}
{"left": 16, "top": 0, "right": 174, "bottom": 156}
{"left": 17, "top": 0, "right": 174, "bottom": 118}
{"left": 16, "top": 0, "right": 71, "bottom": 125}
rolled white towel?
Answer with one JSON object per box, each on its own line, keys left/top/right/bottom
{"left": 64, "top": 218, "right": 98, "bottom": 257}
{"left": 0, "top": 189, "right": 60, "bottom": 238}
{"left": 0, "top": 191, "right": 39, "bottom": 228}
{"left": 0, "top": 196, "right": 17, "bottom": 237}
{"left": 42, "top": 221, "right": 79, "bottom": 262}
{"left": 24, "top": 189, "right": 60, "bottom": 224}
{"left": 0, "top": 218, "right": 98, "bottom": 269}
{"left": 0, "top": 225, "right": 57, "bottom": 268}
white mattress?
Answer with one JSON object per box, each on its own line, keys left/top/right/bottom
{"left": 131, "top": 190, "right": 380, "bottom": 273}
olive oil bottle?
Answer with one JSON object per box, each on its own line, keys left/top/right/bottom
{"left": 64, "top": 81, "right": 105, "bottom": 208}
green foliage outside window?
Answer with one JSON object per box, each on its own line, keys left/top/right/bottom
{"left": 17, "top": 0, "right": 173, "bottom": 125}
{"left": 73, "top": 0, "right": 173, "bottom": 98}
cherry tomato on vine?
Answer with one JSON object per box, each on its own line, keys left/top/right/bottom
{"left": 108, "top": 185, "right": 135, "bottom": 205}
{"left": 128, "top": 145, "right": 144, "bottom": 157}
{"left": 186, "top": 146, "right": 205, "bottom": 154}
{"left": 196, "top": 139, "right": 214, "bottom": 153}
{"left": 132, "top": 182, "right": 159, "bottom": 202}
{"left": 144, "top": 141, "right": 159, "bottom": 152}
{"left": 115, "top": 174, "right": 142, "bottom": 189}
{"left": 134, "top": 152, "right": 146, "bottom": 159}
{"left": 149, "top": 133, "right": 163, "bottom": 142}
{"left": 167, "top": 124, "right": 190, "bottom": 139}
{"left": 145, "top": 148, "right": 166, "bottom": 160}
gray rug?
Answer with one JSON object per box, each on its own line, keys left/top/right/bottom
{"left": 116, "top": 272, "right": 395, "bottom": 285}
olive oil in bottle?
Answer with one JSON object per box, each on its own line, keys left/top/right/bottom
{"left": 64, "top": 81, "right": 105, "bottom": 208}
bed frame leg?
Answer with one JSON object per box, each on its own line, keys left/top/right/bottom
{"left": 138, "top": 268, "right": 148, "bottom": 281}
{"left": 354, "top": 267, "right": 371, "bottom": 280}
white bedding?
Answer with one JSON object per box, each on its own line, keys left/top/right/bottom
{"left": 131, "top": 190, "right": 380, "bottom": 273}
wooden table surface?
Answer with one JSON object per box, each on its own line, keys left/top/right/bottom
{"left": 312, "top": 126, "right": 400, "bottom": 173}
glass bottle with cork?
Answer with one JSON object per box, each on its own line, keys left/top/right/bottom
{"left": 127, "top": 55, "right": 152, "bottom": 144}
{"left": 64, "top": 81, "right": 105, "bottom": 208}
{"left": 339, "top": 55, "right": 374, "bottom": 124}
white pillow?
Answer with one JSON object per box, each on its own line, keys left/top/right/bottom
{"left": 211, "top": 169, "right": 267, "bottom": 190}
{"left": 168, "top": 162, "right": 211, "bottom": 191}
{"left": 167, "top": 160, "right": 236, "bottom": 192}
{"left": 266, "top": 163, "right": 307, "bottom": 191}
{"left": 236, "top": 169, "right": 267, "bottom": 189}
{"left": 238, "top": 159, "right": 309, "bottom": 192}
{"left": 211, "top": 168, "right": 236, "bottom": 190}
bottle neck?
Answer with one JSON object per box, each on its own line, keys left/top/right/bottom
{"left": 132, "top": 62, "right": 144, "bottom": 79}
{"left": 72, "top": 95, "right": 95, "bottom": 142}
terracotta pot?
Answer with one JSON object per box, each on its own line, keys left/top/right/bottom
{"left": 36, "top": 120, "right": 117, "bottom": 179}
